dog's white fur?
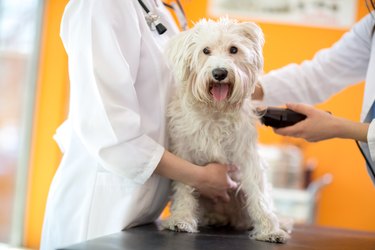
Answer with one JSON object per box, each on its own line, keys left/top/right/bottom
{"left": 162, "top": 18, "right": 290, "bottom": 243}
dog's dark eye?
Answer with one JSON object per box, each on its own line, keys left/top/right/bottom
{"left": 203, "top": 47, "right": 211, "bottom": 55}
{"left": 229, "top": 46, "right": 238, "bottom": 54}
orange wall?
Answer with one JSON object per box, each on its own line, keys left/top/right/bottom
{"left": 26, "top": 0, "right": 375, "bottom": 248}
{"left": 24, "top": 0, "right": 69, "bottom": 248}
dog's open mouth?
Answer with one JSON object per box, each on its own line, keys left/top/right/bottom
{"left": 209, "top": 82, "right": 232, "bottom": 102}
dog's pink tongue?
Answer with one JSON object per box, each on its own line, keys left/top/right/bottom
{"left": 211, "top": 84, "right": 229, "bottom": 101}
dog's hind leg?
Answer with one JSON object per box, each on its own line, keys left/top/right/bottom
{"left": 161, "top": 181, "right": 199, "bottom": 233}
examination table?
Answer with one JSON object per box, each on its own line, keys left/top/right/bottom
{"left": 60, "top": 222, "right": 375, "bottom": 250}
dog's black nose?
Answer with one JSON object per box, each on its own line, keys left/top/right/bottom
{"left": 212, "top": 68, "right": 228, "bottom": 81}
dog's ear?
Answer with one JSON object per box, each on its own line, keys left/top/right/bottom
{"left": 239, "top": 22, "right": 265, "bottom": 49}
{"left": 164, "top": 29, "right": 196, "bottom": 82}
{"left": 239, "top": 22, "right": 265, "bottom": 93}
{"left": 239, "top": 21, "right": 264, "bottom": 73}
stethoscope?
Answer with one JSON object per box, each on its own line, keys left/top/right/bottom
{"left": 138, "top": 0, "right": 187, "bottom": 35}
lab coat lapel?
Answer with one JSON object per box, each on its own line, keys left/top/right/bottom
{"left": 361, "top": 38, "right": 375, "bottom": 121}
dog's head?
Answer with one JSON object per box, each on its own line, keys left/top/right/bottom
{"left": 166, "top": 18, "right": 264, "bottom": 110}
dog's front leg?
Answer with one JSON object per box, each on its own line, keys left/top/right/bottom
{"left": 242, "top": 161, "right": 290, "bottom": 243}
{"left": 161, "top": 181, "right": 199, "bottom": 233}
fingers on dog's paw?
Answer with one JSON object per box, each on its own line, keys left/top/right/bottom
{"left": 250, "top": 229, "right": 290, "bottom": 243}
{"left": 161, "top": 219, "right": 198, "bottom": 233}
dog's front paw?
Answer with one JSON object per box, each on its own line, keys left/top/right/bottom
{"left": 161, "top": 217, "right": 198, "bottom": 233}
{"left": 250, "top": 229, "right": 290, "bottom": 243}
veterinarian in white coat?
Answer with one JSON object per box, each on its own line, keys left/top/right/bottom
{"left": 40, "top": 1, "right": 237, "bottom": 249}
{"left": 254, "top": 10, "right": 375, "bottom": 184}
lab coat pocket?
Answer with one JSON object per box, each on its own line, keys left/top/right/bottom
{"left": 87, "top": 171, "right": 149, "bottom": 239}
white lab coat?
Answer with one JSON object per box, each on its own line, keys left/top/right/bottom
{"left": 260, "top": 13, "right": 375, "bottom": 184}
{"left": 41, "top": 0, "right": 179, "bottom": 249}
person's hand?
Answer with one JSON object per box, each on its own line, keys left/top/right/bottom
{"left": 251, "top": 81, "right": 264, "bottom": 101}
{"left": 274, "top": 103, "right": 339, "bottom": 142}
{"left": 194, "top": 163, "right": 238, "bottom": 203}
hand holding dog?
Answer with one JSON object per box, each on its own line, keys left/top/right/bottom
{"left": 195, "top": 163, "right": 238, "bottom": 203}
{"left": 155, "top": 151, "right": 237, "bottom": 202}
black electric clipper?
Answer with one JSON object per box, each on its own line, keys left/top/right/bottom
{"left": 259, "top": 107, "right": 307, "bottom": 128}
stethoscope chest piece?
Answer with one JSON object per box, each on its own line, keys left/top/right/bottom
{"left": 138, "top": 0, "right": 187, "bottom": 35}
{"left": 138, "top": 0, "right": 167, "bottom": 35}
{"left": 145, "top": 11, "right": 167, "bottom": 35}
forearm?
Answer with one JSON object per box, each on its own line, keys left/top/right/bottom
{"left": 335, "top": 118, "right": 369, "bottom": 142}
{"left": 154, "top": 150, "right": 202, "bottom": 187}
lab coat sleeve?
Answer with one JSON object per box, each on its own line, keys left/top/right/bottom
{"left": 260, "top": 14, "right": 374, "bottom": 106}
{"left": 61, "top": 0, "right": 164, "bottom": 184}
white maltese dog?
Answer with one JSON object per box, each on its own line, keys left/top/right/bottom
{"left": 162, "top": 18, "right": 290, "bottom": 243}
